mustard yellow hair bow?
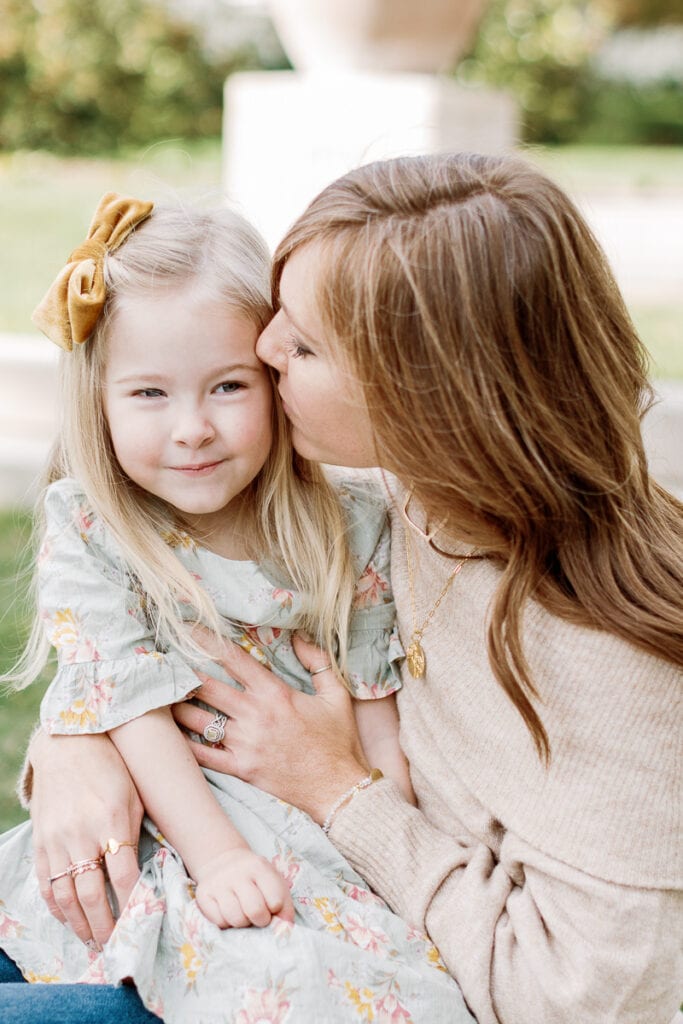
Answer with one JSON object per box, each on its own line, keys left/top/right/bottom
{"left": 32, "top": 192, "right": 154, "bottom": 351}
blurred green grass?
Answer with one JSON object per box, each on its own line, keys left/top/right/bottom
{"left": 1, "top": 140, "right": 681, "bottom": 378}
{"left": 0, "top": 509, "right": 40, "bottom": 831}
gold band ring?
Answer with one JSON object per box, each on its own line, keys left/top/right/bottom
{"left": 310, "top": 664, "right": 333, "bottom": 676}
{"left": 101, "top": 837, "right": 138, "bottom": 857}
{"left": 49, "top": 856, "right": 103, "bottom": 884}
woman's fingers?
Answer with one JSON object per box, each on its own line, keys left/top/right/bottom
{"left": 49, "top": 872, "right": 100, "bottom": 946}
{"left": 33, "top": 842, "right": 67, "bottom": 923}
{"left": 104, "top": 845, "right": 140, "bottom": 923}
{"left": 179, "top": 733, "right": 240, "bottom": 775}
{"left": 74, "top": 867, "right": 115, "bottom": 948}
{"left": 29, "top": 731, "right": 144, "bottom": 945}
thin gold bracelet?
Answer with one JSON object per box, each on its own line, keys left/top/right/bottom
{"left": 321, "top": 769, "right": 384, "bottom": 835}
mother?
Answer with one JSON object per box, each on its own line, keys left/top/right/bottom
{"left": 9, "top": 152, "right": 683, "bottom": 1023}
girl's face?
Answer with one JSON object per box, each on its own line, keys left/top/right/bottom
{"left": 256, "top": 243, "right": 377, "bottom": 468}
{"left": 103, "top": 286, "right": 273, "bottom": 540}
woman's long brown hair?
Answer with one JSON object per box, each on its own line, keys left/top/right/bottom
{"left": 273, "top": 152, "right": 683, "bottom": 761}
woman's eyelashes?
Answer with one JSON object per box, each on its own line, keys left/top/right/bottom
{"left": 286, "top": 334, "right": 314, "bottom": 359}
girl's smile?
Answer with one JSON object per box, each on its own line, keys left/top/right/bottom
{"left": 103, "top": 285, "right": 273, "bottom": 544}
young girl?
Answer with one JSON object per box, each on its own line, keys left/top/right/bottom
{"left": 0, "top": 194, "right": 473, "bottom": 1022}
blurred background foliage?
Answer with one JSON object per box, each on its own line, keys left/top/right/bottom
{"left": 0, "top": 0, "right": 280, "bottom": 153}
{"left": 458, "top": 0, "right": 683, "bottom": 144}
{"left": 0, "top": 0, "right": 681, "bottom": 155}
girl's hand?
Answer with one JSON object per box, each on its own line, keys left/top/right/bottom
{"left": 172, "top": 633, "right": 369, "bottom": 824}
{"left": 29, "top": 730, "right": 143, "bottom": 948}
{"left": 195, "top": 847, "right": 295, "bottom": 929}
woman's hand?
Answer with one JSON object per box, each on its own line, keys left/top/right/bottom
{"left": 29, "top": 729, "right": 143, "bottom": 948}
{"left": 172, "top": 633, "right": 369, "bottom": 824}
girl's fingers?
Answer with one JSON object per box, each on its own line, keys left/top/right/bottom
{"left": 195, "top": 890, "right": 233, "bottom": 929}
{"left": 257, "top": 870, "right": 295, "bottom": 921}
{"left": 291, "top": 633, "right": 332, "bottom": 673}
{"left": 237, "top": 880, "right": 271, "bottom": 928}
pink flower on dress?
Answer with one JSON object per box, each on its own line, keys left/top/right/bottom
{"left": 353, "top": 563, "right": 390, "bottom": 609}
{"left": 235, "top": 979, "right": 293, "bottom": 1024}
{"left": 74, "top": 504, "right": 95, "bottom": 542}
{"left": 120, "top": 875, "right": 166, "bottom": 922}
{"left": 341, "top": 882, "right": 386, "bottom": 908}
{"left": 343, "top": 912, "right": 391, "bottom": 955}
{"left": 245, "top": 624, "right": 282, "bottom": 648}
{"left": 80, "top": 955, "right": 107, "bottom": 984}
{"left": 348, "top": 676, "right": 389, "bottom": 700}
{"left": 0, "top": 904, "right": 25, "bottom": 939}
{"left": 272, "top": 588, "right": 294, "bottom": 611}
{"left": 374, "top": 991, "right": 413, "bottom": 1022}
{"left": 271, "top": 848, "right": 301, "bottom": 890}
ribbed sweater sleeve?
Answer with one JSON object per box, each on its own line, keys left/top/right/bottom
{"left": 330, "top": 779, "right": 681, "bottom": 1024}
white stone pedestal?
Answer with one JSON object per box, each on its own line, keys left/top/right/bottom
{"left": 223, "top": 70, "right": 516, "bottom": 249}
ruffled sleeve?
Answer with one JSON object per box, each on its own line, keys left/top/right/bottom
{"left": 38, "top": 479, "right": 200, "bottom": 734}
{"left": 337, "top": 480, "right": 404, "bottom": 700}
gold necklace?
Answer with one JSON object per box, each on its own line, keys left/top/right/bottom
{"left": 404, "top": 525, "right": 473, "bottom": 678}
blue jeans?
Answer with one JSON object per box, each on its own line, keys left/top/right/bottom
{"left": 0, "top": 948, "right": 158, "bottom": 1023}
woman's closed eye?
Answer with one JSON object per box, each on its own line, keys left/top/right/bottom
{"left": 286, "top": 335, "right": 314, "bottom": 359}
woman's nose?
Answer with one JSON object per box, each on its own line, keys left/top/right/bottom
{"left": 172, "top": 408, "right": 216, "bottom": 448}
{"left": 256, "top": 316, "right": 287, "bottom": 373}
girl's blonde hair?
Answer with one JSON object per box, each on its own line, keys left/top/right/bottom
{"left": 273, "top": 151, "right": 683, "bottom": 760}
{"left": 12, "top": 202, "right": 356, "bottom": 689}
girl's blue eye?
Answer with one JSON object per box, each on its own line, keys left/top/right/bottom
{"left": 215, "top": 381, "right": 243, "bottom": 394}
{"left": 134, "top": 388, "right": 165, "bottom": 398}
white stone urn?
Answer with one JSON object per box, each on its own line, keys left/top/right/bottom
{"left": 268, "top": 0, "right": 490, "bottom": 73}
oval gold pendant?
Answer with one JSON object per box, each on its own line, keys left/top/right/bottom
{"left": 406, "top": 639, "right": 426, "bottom": 678}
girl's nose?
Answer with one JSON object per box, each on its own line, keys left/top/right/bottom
{"left": 256, "top": 315, "right": 287, "bottom": 373}
{"left": 172, "top": 409, "right": 216, "bottom": 448}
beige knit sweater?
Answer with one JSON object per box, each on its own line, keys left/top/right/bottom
{"left": 330, "top": 504, "right": 682, "bottom": 1024}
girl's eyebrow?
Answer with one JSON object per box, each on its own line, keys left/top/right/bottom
{"left": 112, "top": 363, "right": 261, "bottom": 385}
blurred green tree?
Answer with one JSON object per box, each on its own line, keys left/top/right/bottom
{"left": 0, "top": 0, "right": 255, "bottom": 153}
{"left": 457, "top": 0, "right": 682, "bottom": 144}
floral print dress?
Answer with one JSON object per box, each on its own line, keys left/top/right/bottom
{"left": 0, "top": 477, "right": 474, "bottom": 1023}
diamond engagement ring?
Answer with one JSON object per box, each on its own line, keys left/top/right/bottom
{"left": 203, "top": 713, "right": 228, "bottom": 744}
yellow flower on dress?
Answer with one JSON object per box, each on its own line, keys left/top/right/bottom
{"left": 59, "top": 699, "right": 96, "bottom": 730}
{"left": 426, "top": 944, "right": 448, "bottom": 971}
{"left": 24, "top": 970, "right": 62, "bottom": 984}
{"left": 46, "top": 608, "right": 99, "bottom": 663}
{"left": 313, "top": 897, "right": 345, "bottom": 936}
{"left": 180, "top": 942, "right": 202, "bottom": 985}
